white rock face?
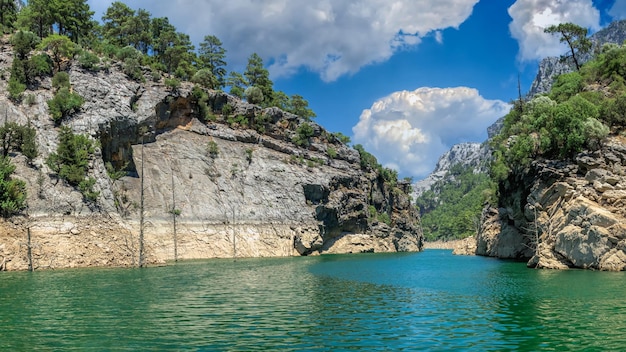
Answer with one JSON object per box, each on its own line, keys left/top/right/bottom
{"left": 0, "top": 37, "right": 422, "bottom": 270}
{"left": 478, "top": 138, "right": 626, "bottom": 270}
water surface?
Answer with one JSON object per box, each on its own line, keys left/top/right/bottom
{"left": 1, "top": 250, "right": 624, "bottom": 351}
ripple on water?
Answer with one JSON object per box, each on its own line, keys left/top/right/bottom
{"left": 1, "top": 252, "right": 626, "bottom": 350}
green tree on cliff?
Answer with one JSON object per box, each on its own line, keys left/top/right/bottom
{"left": 244, "top": 53, "right": 274, "bottom": 106}
{"left": 198, "top": 35, "right": 227, "bottom": 87}
{"left": 544, "top": 22, "right": 592, "bottom": 71}
{"left": 0, "top": 156, "right": 27, "bottom": 218}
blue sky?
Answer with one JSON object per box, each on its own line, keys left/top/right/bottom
{"left": 88, "top": 0, "right": 625, "bottom": 179}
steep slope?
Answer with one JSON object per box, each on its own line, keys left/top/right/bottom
{"left": 0, "top": 38, "right": 422, "bottom": 270}
{"left": 477, "top": 138, "right": 626, "bottom": 270}
{"left": 528, "top": 20, "right": 626, "bottom": 97}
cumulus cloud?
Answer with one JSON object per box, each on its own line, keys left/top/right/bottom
{"left": 352, "top": 87, "right": 510, "bottom": 178}
{"left": 89, "top": 0, "right": 479, "bottom": 81}
{"left": 508, "top": 0, "right": 601, "bottom": 62}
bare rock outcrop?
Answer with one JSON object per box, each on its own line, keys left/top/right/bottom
{"left": 478, "top": 137, "right": 626, "bottom": 270}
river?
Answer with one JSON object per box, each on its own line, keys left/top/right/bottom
{"left": 1, "top": 250, "right": 625, "bottom": 351}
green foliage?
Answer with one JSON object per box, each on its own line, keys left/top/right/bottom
{"left": 0, "top": 156, "right": 27, "bottom": 218}
{"left": 292, "top": 122, "right": 314, "bottom": 146}
{"left": 332, "top": 132, "right": 351, "bottom": 144}
{"left": 550, "top": 72, "right": 583, "bottom": 102}
{"left": 105, "top": 161, "right": 127, "bottom": 181}
{"left": 0, "top": 0, "right": 18, "bottom": 33}
{"left": 27, "top": 54, "right": 53, "bottom": 78}
{"left": 244, "top": 86, "right": 264, "bottom": 104}
{"left": 191, "top": 69, "right": 219, "bottom": 89}
{"left": 377, "top": 212, "right": 391, "bottom": 225}
{"left": 327, "top": 147, "right": 337, "bottom": 159}
{"left": 244, "top": 53, "right": 274, "bottom": 106}
{"left": 583, "top": 118, "right": 610, "bottom": 150}
{"left": 116, "top": 45, "right": 142, "bottom": 61}
{"left": 7, "top": 78, "right": 26, "bottom": 101}
{"left": 227, "top": 114, "right": 248, "bottom": 127}
{"left": 221, "top": 103, "right": 233, "bottom": 116}
{"left": 287, "top": 94, "right": 316, "bottom": 120}
{"left": 123, "top": 57, "right": 144, "bottom": 82}
{"left": 198, "top": 35, "right": 227, "bottom": 87}
{"left": 207, "top": 140, "right": 219, "bottom": 158}
{"left": 354, "top": 144, "right": 378, "bottom": 171}
{"left": 252, "top": 113, "right": 270, "bottom": 133}
{"left": 544, "top": 22, "right": 591, "bottom": 70}
{"left": 46, "top": 127, "right": 98, "bottom": 201}
{"left": 24, "top": 94, "right": 36, "bottom": 106}
{"left": 245, "top": 148, "right": 253, "bottom": 164}
{"left": 164, "top": 78, "right": 180, "bottom": 91}
{"left": 600, "top": 93, "right": 626, "bottom": 127}
{"left": 226, "top": 71, "right": 247, "bottom": 98}
{"left": 47, "top": 87, "right": 85, "bottom": 123}
{"left": 78, "top": 50, "right": 100, "bottom": 71}
{"left": 11, "top": 30, "right": 40, "bottom": 60}
{"left": 415, "top": 163, "right": 491, "bottom": 241}
{"left": 380, "top": 167, "right": 398, "bottom": 188}
{"left": 18, "top": 0, "right": 94, "bottom": 43}
{"left": 0, "top": 122, "right": 38, "bottom": 160}
{"left": 38, "top": 34, "right": 77, "bottom": 72}
{"left": 52, "top": 71, "right": 70, "bottom": 90}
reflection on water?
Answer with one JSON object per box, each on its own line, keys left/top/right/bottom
{"left": 1, "top": 251, "right": 626, "bottom": 350}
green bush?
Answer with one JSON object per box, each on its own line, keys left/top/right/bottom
{"left": 221, "top": 103, "right": 233, "bottom": 116}
{"left": 207, "top": 140, "right": 219, "bottom": 158}
{"left": 164, "top": 78, "right": 180, "bottom": 91}
{"left": 123, "top": 58, "right": 144, "bottom": 82}
{"left": 600, "top": 93, "right": 626, "bottom": 127}
{"left": 327, "top": 146, "right": 337, "bottom": 159}
{"left": 244, "top": 86, "right": 264, "bottom": 104}
{"left": 227, "top": 114, "right": 248, "bottom": 127}
{"left": 191, "top": 68, "right": 218, "bottom": 89}
{"left": 0, "top": 122, "right": 38, "bottom": 160}
{"left": 27, "top": 54, "right": 53, "bottom": 78}
{"left": 252, "top": 113, "right": 269, "bottom": 133}
{"left": 583, "top": 118, "right": 610, "bottom": 150}
{"left": 0, "top": 156, "right": 27, "bottom": 217}
{"left": 78, "top": 50, "right": 100, "bottom": 71}
{"left": 292, "top": 122, "right": 314, "bottom": 146}
{"left": 7, "top": 78, "right": 25, "bottom": 101}
{"left": 46, "top": 127, "right": 98, "bottom": 201}
{"left": 550, "top": 72, "right": 583, "bottom": 102}
{"left": 332, "top": 132, "right": 351, "bottom": 144}
{"left": 52, "top": 71, "right": 70, "bottom": 89}
{"left": 354, "top": 144, "right": 379, "bottom": 171}
{"left": 117, "top": 46, "right": 142, "bottom": 61}
{"left": 47, "top": 87, "right": 85, "bottom": 123}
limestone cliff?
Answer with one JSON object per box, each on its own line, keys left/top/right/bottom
{"left": 0, "top": 38, "right": 422, "bottom": 271}
{"left": 477, "top": 137, "right": 626, "bottom": 270}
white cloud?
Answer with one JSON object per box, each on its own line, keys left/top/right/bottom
{"left": 89, "top": 0, "right": 478, "bottom": 82}
{"left": 352, "top": 87, "right": 510, "bottom": 178}
{"left": 609, "top": 0, "right": 626, "bottom": 19}
{"left": 508, "top": 0, "right": 601, "bottom": 62}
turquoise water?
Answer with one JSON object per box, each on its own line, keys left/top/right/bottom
{"left": 1, "top": 250, "right": 625, "bottom": 351}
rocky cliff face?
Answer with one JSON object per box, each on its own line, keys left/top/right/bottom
{"left": 476, "top": 136, "right": 626, "bottom": 270}
{"left": 412, "top": 142, "right": 489, "bottom": 198}
{"left": 0, "top": 37, "right": 422, "bottom": 271}
{"left": 528, "top": 20, "right": 626, "bottom": 97}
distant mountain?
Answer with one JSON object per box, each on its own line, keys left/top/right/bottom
{"left": 412, "top": 142, "right": 489, "bottom": 199}
{"left": 528, "top": 20, "right": 626, "bottom": 97}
